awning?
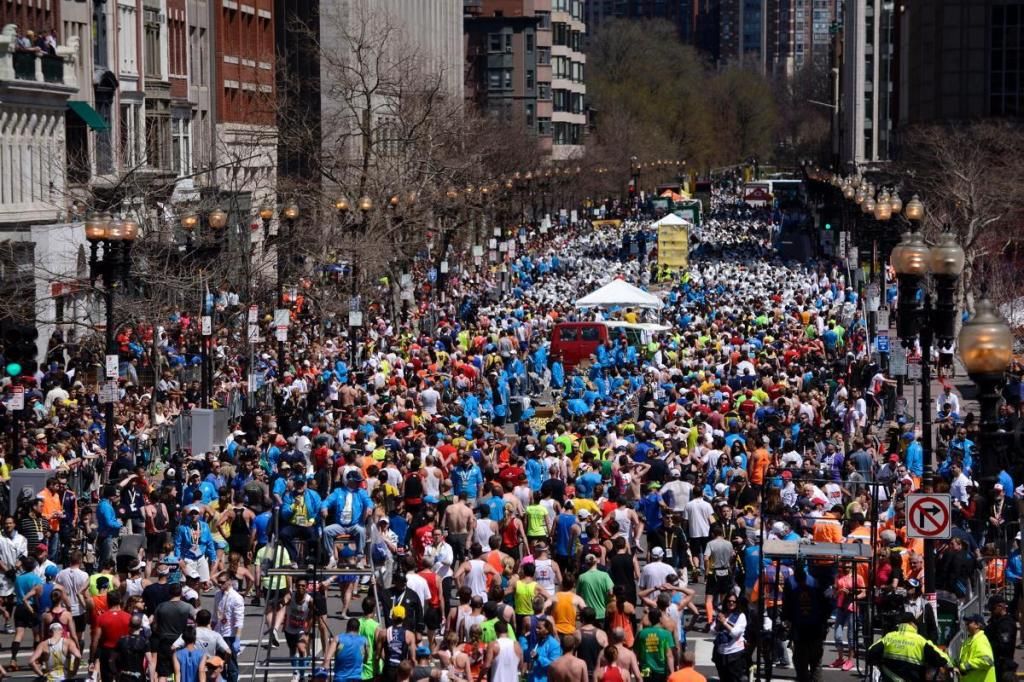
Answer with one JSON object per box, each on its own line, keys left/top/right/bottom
{"left": 67, "top": 101, "right": 109, "bottom": 131}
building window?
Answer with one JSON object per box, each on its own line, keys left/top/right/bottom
{"left": 537, "top": 12, "right": 551, "bottom": 29}
{"left": 171, "top": 115, "right": 191, "bottom": 176}
{"left": 118, "top": 3, "right": 138, "bottom": 75}
{"left": 538, "top": 83, "right": 551, "bottom": 100}
{"left": 525, "top": 103, "right": 535, "bottom": 127}
{"left": 146, "top": 114, "right": 171, "bottom": 169}
{"left": 189, "top": 26, "right": 207, "bottom": 86}
{"left": 526, "top": 32, "right": 534, "bottom": 53}
{"left": 488, "top": 69, "right": 501, "bottom": 90}
{"left": 504, "top": 69, "right": 513, "bottom": 89}
{"left": 505, "top": 33, "right": 513, "bottom": 53}
{"left": 538, "top": 117, "right": 551, "bottom": 136}
{"left": 120, "top": 102, "right": 138, "bottom": 168}
{"left": 144, "top": 9, "right": 162, "bottom": 79}
{"left": 526, "top": 69, "right": 534, "bottom": 89}
{"left": 991, "top": 4, "right": 1023, "bottom": 116}
{"left": 537, "top": 47, "right": 550, "bottom": 65}
{"left": 489, "top": 33, "right": 502, "bottom": 52}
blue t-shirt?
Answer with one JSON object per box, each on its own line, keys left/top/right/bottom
{"left": 14, "top": 572, "right": 42, "bottom": 606}
{"left": 638, "top": 493, "right": 663, "bottom": 532}
{"left": 486, "top": 496, "right": 506, "bottom": 524}
{"left": 333, "top": 633, "right": 365, "bottom": 682}
{"left": 575, "top": 472, "right": 602, "bottom": 500}
{"left": 253, "top": 511, "right": 272, "bottom": 545}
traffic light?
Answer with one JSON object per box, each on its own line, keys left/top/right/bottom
{"left": 825, "top": 222, "right": 832, "bottom": 230}
{"left": 1, "top": 323, "right": 38, "bottom": 376}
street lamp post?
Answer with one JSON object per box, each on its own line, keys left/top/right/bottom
{"left": 85, "top": 212, "right": 138, "bottom": 467}
{"left": 891, "top": 223, "right": 965, "bottom": 597}
{"left": 181, "top": 208, "right": 228, "bottom": 408}
{"left": 959, "top": 298, "right": 1014, "bottom": 487}
{"left": 336, "top": 196, "right": 372, "bottom": 368}
{"left": 276, "top": 202, "right": 300, "bottom": 426}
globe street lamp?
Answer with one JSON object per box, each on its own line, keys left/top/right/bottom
{"left": 85, "top": 212, "right": 138, "bottom": 465}
{"left": 892, "top": 223, "right": 965, "bottom": 598}
{"left": 959, "top": 298, "right": 1013, "bottom": 489}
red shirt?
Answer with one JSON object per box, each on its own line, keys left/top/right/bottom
{"left": 96, "top": 609, "right": 131, "bottom": 649}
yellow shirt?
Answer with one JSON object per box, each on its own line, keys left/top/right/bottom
{"left": 571, "top": 498, "right": 600, "bottom": 517}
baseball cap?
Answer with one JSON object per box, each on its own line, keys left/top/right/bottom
{"left": 156, "top": 564, "right": 171, "bottom": 575}
{"left": 577, "top": 509, "right": 591, "bottom": 519}
{"left": 184, "top": 567, "right": 200, "bottom": 580}
{"left": 207, "top": 657, "right": 225, "bottom": 668}
{"left": 313, "top": 669, "right": 330, "bottom": 679}
{"left": 963, "top": 614, "right": 985, "bottom": 625}
{"left": 392, "top": 605, "right": 406, "bottom": 620}
{"left": 415, "top": 645, "right": 432, "bottom": 657}
{"left": 651, "top": 547, "right": 665, "bottom": 558}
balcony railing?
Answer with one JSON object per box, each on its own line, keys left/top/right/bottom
{"left": 0, "top": 25, "right": 79, "bottom": 89}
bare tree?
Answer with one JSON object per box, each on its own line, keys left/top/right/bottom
{"left": 901, "top": 121, "right": 1024, "bottom": 314}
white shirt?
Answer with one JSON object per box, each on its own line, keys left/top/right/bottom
{"left": 55, "top": 567, "right": 89, "bottom": 616}
{"left": 213, "top": 587, "right": 245, "bottom": 638}
{"left": 950, "top": 473, "right": 971, "bottom": 504}
{"left": 639, "top": 560, "right": 676, "bottom": 598}
{"left": 684, "top": 498, "right": 714, "bottom": 538}
{"left": 405, "top": 571, "right": 431, "bottom": 610}
{"left": 0, "top": 533, "right": 25, "bottom": 596}
{"left": 428, "top": 541, "right": 454, "bottom": 580}
{"left": 714, "top": 611, "right": 747, "bottom": 655}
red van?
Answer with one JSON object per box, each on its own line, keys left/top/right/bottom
{"left": 550, "top": 321, "right": 669, "bottom": 369}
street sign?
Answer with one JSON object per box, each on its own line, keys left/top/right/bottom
{"left": 105, "top": 354, "right": 119, "bottom": 380}
{"left": 275, "top": 326, "right": 287, "bottom": 342}
{"left": 876, "top": 330, "right": 890, "bottom": 353}
{"left": 906, "top": 493, "right": 952, "bottom": 539}
{"left": 201, "top": 315, "right": 212, "bottom": 336}
{"left": 890, "top": 346, "right": 907, "bottom": 376}
{"left": 99, "top": 381, "right": 118, "bottom": 404}
{"left": 247, "top": 305, "right": 258, "bottom": 323}
{"left": 9, "top": 386, "right": 24, "bottom": 411}
{"left": 274, "top": 309, "right": 290, "bottom": 328}
{"left": 908, "top": 362, "right": 922, "bottom": 380}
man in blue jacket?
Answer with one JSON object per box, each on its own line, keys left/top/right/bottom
{"left": 321, "top": 471, "right": 374, "bottom": 566}
{"left": 279, "top": 476, "right": 322, "bottom": 563}
{"left": 452, "top": 452, "right": 483, "bottom": 505}
{"left": 174, "top": 504, "right": 217, "bottom": 590}
{"left": 96, "top": 485, "right": 123, "bottom": 567}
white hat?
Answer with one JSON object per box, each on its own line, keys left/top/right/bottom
{"left": 577, "top": 509, "right": 591, "bottom": 519}
{"left": 545, "top": 444, "right": 556, "bottom": 453}
{"left": 651, "top": 547, "right": 665, "bottom": 558}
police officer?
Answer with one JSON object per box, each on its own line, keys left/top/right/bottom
{"left": 866, "top": 612, "right": 951, "bottom": 682}
{"left": 958, "top": 614, "right": 996, "bottom": 682}
{"left": 985, "top": 596, "right": 1018, "bottom": 681}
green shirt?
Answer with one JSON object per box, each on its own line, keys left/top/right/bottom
{"left": 577, "top": 568, "right": 614, "bottom": 620}
{"left": 480, "top": 617, "right": 515, "bottom": 644}
{"left": 359, "top": 617, "right": 379, "bottom": 679}
{"left": 635, "top": 626, "right": 674, "bottom": 674}
{"left": 525, "top": 504, "right": 548, "bottom": 537}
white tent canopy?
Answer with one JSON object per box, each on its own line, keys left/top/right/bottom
{"left": 575, "top": 279, "right": 664, "bottom": 310}
{"left": 651, "top": 213, "right": 692, "bottom": 228}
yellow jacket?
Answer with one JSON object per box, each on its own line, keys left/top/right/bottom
{"left": 958, "top": 630, "right": 996, "bottom": 682}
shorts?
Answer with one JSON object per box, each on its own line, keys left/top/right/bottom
{"left": 264, "top": 587, "right": 288, "bottom": 606}
{"left": 14, "top": 604, "right": 37, "bottom": 629}
{"left": 690, "top": 537, "right": 708, "bottom": 563}
{"left": 154, "top": 642, "right": 175, "bottom": 677}
{"left": 312, "top": 592, "right": 328, "bottom": 618}
{"left": 284, "top": 631, "right": 305, "bottom": 651}
{"left": 424, "top": 606, "right": 441, "bottom": 631}
{"left": 708, "top": 572, "right": 734, "bottom": 597}
{"left": 182, "top": 557, "right": 211, "bottom": 582}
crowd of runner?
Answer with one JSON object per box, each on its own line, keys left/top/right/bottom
{"left": 0, "top": 187, "right": 1021, "bottom": 682}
